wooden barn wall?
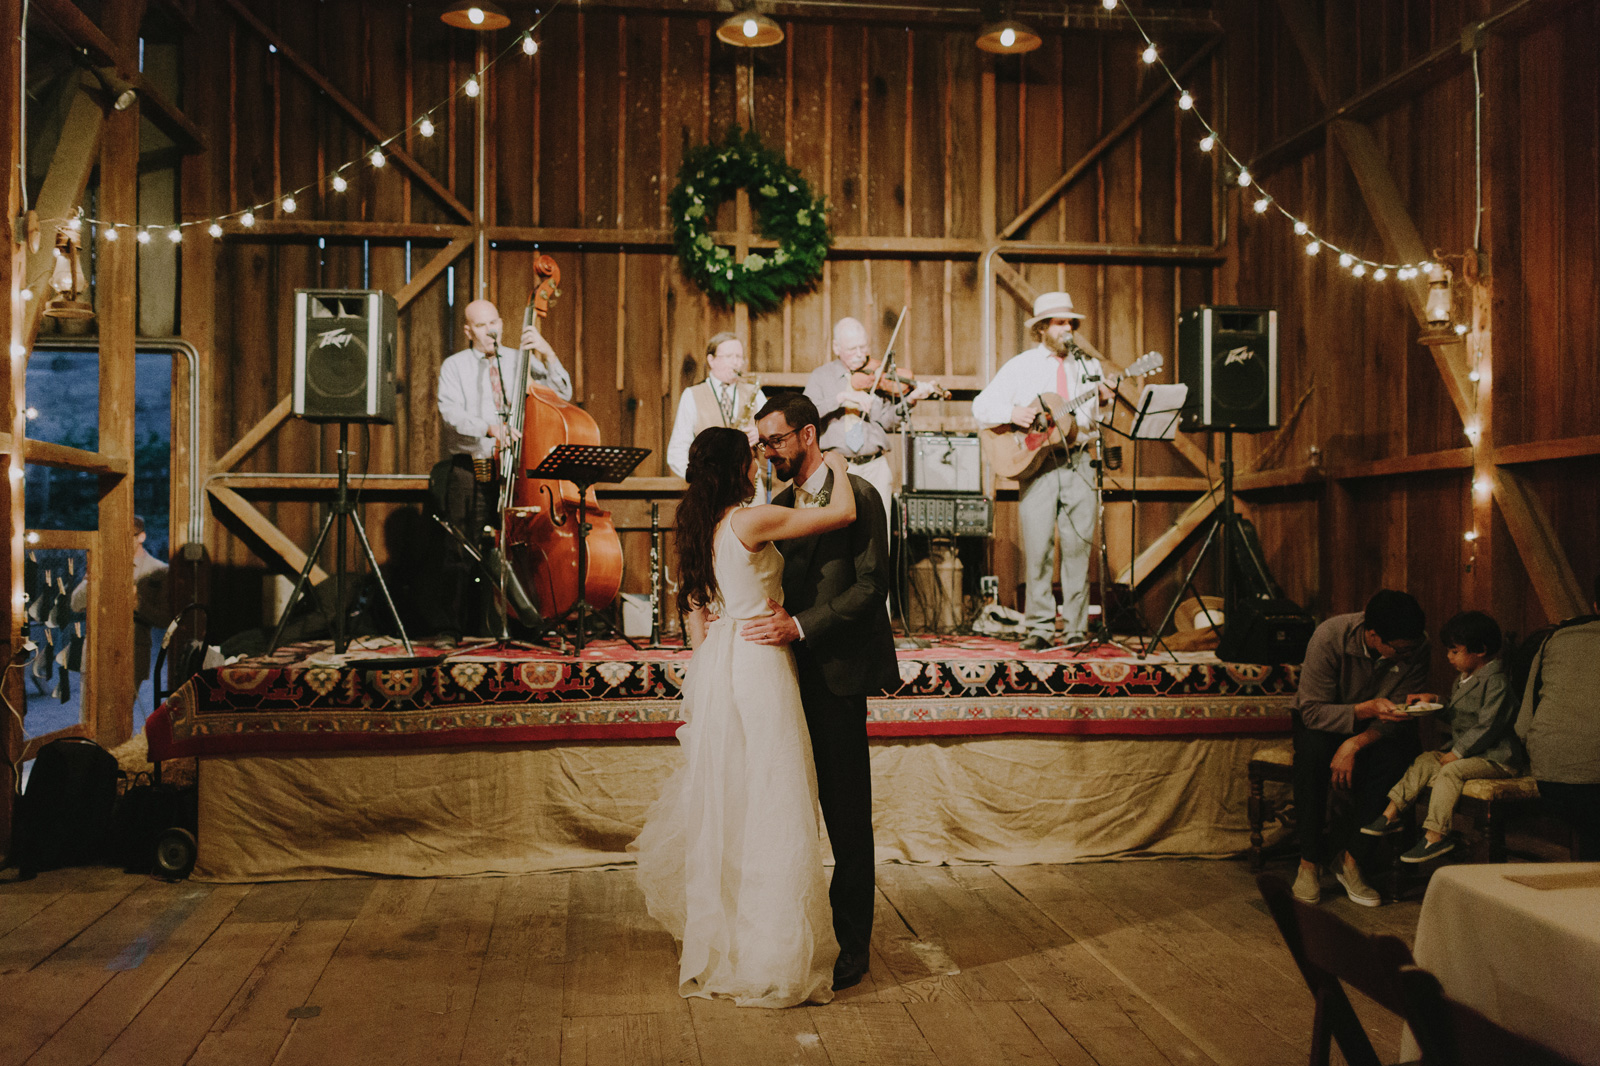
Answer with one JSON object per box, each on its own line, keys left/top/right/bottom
{"left": 1218, "top": 0, "right": 1599, "bottom": 652}
{"left": 185, "top": 0, "right": 1223, "bottom": 635}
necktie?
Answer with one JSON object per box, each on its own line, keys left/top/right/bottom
{"left": 487, "top": 352, "right": 507, "bottom": 414}
{"left": 1054, "top": 354, "right": 1070, "bottom": 400}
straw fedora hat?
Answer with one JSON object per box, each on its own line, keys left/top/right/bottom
{"left": 1024, "top": 291, "right": 1085, "bottom": 328}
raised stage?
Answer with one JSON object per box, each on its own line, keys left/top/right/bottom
{"left": 145, "top": 637, "right": 1298, "bottom": 882}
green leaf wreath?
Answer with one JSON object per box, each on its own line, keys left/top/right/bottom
{"left": 669, "top": 126, "right": 831, "bottom": 312}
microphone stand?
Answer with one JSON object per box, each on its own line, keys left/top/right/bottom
{"left": 1062, "top": 343, "right": 1122, "bottom": 654}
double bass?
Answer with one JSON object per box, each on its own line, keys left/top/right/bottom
{"left": 499, "top": 255, "right": 624, "bottom": 621}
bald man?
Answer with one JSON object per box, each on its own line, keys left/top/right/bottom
{"left": 803, "top": 317, "right": 938, "bottom": 525}
{"left": 431, "top": 299, "right": 572, "bottom": 641}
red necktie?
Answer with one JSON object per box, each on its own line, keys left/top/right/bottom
{"left": 1054, "top": 354, "right": 1070, "bottom": 399}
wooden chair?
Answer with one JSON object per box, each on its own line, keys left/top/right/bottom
{"left": 1395, "top": 965, "right": 1580, "bottom": 1066}
{"left": 1248, "top": 742, "right": 1295, "bottom": 870}
{"left": 1256, "top": 873, "right": 1417, "bottom": 1066}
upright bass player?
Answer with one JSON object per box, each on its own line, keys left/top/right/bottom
{"left": 427, "top": 299, "right": 572, "bottom": 644}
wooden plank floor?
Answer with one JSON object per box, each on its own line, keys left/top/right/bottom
{"left": 2, "top": 858, "right": 1421, "bottom": 1066}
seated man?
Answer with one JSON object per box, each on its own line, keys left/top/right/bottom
{"left": 1291, "top": 589, "right": 1428, "bottom": 906}
{"left": 1515, "top": 576, "right": 1600, "bottom": 861}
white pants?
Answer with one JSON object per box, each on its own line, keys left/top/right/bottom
{"left": 1018, "top": 449, "right": 1095, "bottom": 640}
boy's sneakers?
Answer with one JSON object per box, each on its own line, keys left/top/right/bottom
{"left": 1291, "top": 865, "right": 1321, "bottom": 904}
{"left": 1360, "top": 815, "right": 1402, "bottom": 836}
{"left": 1400, "top": 837, "right": 1456, "bottom": 864}
{"left": 1334, "top": 862, "right": 1382, "bottom": 907}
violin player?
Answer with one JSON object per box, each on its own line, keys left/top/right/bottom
{"left": 803, "top": 317, "right": 940, "bottom": 525}
{"left": 429, "top": 298, "right": 572, "bottom": 643}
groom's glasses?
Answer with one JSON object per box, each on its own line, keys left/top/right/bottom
{"left": 756, "top": 429, "right": 799, "bottom": 453}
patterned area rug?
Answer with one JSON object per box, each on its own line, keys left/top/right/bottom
{"left": 147, "top": 636, "right": 1297, "bottom": 758}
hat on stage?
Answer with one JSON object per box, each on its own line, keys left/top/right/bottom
{"left": 1024, "top": 291, "right": 1085, "bottom": 327}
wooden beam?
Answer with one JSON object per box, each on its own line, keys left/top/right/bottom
{"left": 2, "top": 0, "right": 22, "bottom": 851}
{"left": 211, "top": 474, "right": 430, "bottom": 493}
{"left": 1116, "top": 488, "right": 1221, "bottom": 588}
{"left": 1494, "top": 434, "right": 1600, "bottom": 466}
{"left": 217, "top": 0, "right": 472, "bottom": 223}
{"left": 1490, "top": 469, "right": 1586, "bottom": 620}
{"left": 242, "top": 221, "right": 472, "bottom": 241}
{"left": 213, "top": 394, "right": 292, "bottom": 474}
{"left": 395, "top": 237, "right": 473, "bottom": 311}
{"left": 1001, "top": 34, "right": 1223, "bottom": 240}
{"left": 20, "top": 82, "right": 105, "bottom": 349}
{"left": 29, "top": 0, "right": 206, "bottom": 152}
{"left": 1329, "top": 447, "right": 1475, "bottom": 481}
{"left": 22, "top": 438, "right": 131, "bottom": 475}
{"left": 208, "top": 484, "right": 330, "bottom": 584}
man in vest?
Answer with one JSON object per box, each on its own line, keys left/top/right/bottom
{"left": 666, "top": 332, "right": 766, "bottom": 478}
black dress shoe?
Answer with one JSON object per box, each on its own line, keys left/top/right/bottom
{"left": 435, "top": 634, "right": 459, "bottom": 650}
{"left": 1019, "top": 635, "right": 1053, "bottom": 652}
{"left": 832, "top": 949, "right": 869, "bottom": 991}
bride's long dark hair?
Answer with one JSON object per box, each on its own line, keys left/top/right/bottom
{"left": 676, "top": 427, "right": 755, "bottom": 614}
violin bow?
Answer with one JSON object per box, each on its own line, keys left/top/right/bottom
{"left": 868, "top": 306, "right": 910, "bottom": 396}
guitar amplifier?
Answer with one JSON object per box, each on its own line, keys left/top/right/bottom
{"left": 899, "top": 494, "right": 993, "bottom": 537}
{"left": 904, "top": 433, "right": 982, "bottom": 494}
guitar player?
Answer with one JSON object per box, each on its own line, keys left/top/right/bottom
{"left": 971, "top": 291, "right": 1115, "bottom": 651}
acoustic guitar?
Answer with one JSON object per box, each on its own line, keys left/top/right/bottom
{"left": 981, "top": 351, "right": 1165, "bottom": 481}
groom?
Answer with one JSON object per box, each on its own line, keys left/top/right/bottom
{"left": 743, "top": 393, "right": 899, "bottom": 991}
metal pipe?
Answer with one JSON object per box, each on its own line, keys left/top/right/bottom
{"left": 980, "top": 243, "right": 1002, "bottom": 385}
{"left": 475, "top": 35, "right": 488, "bottom": 298}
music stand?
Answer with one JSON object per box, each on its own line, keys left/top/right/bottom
{"left": 1121, "top": 384, "right": 1187, "bottom": 657}
{"left": 526, "top": 443, "right": 651, "bottom": 652}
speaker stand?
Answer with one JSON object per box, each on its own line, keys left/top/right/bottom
{"left": 269, "top": 422, "right": 413, "bottom": 656}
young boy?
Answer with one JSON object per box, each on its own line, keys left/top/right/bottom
{"left": 1361, "top": 610, "right": 1527, "bottom": 862}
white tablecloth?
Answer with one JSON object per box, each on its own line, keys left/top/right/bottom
{"left": 1403, "top": 862, "right": 1600, "bottom": 1064}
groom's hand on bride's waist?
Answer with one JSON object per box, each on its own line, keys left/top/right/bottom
{"left": 741, "top": 598, "right": 801, "bottom": 646}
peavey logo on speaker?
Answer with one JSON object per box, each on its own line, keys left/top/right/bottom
{"left": 1222, "top": 345, "right": 1255, "bottom": 367}
{"left": 317, "top": 328, "right": 359, "bottom": 350}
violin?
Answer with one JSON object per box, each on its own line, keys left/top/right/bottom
{"left": 501, "top": 256, "right": 624, "bottom": 622}
{"left": 847, "top": 360, "right": 951, "bottom": 400}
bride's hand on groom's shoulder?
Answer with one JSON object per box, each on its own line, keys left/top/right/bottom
{"left": 822, "top": 450, "right": 850, "bottom": 477}
{"left": 740, "top": 598, "right": 800, "bottom": 646}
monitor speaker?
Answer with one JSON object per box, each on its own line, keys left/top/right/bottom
{"left": 1177, "top": 305, "right": 1277, "bottom": 432}
{"left": 292, "top": 289, "right": 398, "bottom": 424}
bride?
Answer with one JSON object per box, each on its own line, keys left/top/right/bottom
{"left": 631, "top": 427, "right": 858, "bottom": 1008}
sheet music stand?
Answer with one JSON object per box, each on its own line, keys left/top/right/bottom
{"left": 1123, "top": 384, "right": 1187, "bottom": 657}
{"left": 526, "top": 444, "right": 651, "bottom": 651}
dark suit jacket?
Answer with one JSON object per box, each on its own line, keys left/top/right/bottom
{"left": 774, "top": 470, "right": 899, "bottom": 699}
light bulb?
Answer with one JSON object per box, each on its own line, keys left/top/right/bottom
{"left": 241, "top": 211, "right": 256, "bottom": 227}
{"left": 25, "top": 530, "right": 39, "bottom": 544}
{"left": 8, "top": 465, "right": 21, "bottom": 482}
{"left": 1419, "top": 261, "right": 1433, "bottom": 273}
{"left": 1142, "top": 45, "right": 1157, "bottom": 64}
{"left": 1178, "top": 91, "right": 1193, "bottom": 110}
{"left": 168, "top": 228, "right": 183, "bottom": 243}
{"left": 370, "top": 150, "right": 386, "bottom": 168}
{"left": 999, "top": 27, "right": 1015, "bottom": 47}
{"left": 1252, "top": 197, "right": 1269, "bottom": 214}
{"left": 1475, "top": 476, "right": 1492, "bottom": 495}
{"left": 20, "top": 287, "right": 32, "bottom": 301}
{"left": 1199, "top": 135, "right": 1214, "bottom": 152}
{"left": 1468, "top": 369, "right": 1480, "bottom": 382}
{"left": 1463, "top": 530, "right": 1478, "bottom": 542}
{"left": 468, "top": 6, "right": 485, "bottom": 24}
{"left": 208, "top": 223, "right": 223, "bottom": 238}
{"left": 331, "top": 175, "right": 347, "bottom": 192}
{"left": 1293, "top": 221, "right": 1308, "bottom": 235}
{"left": 1102, "top": 0, "right": 1116, "bottom": 9}
{"left": 282, "top": 197, "right": 296, "bottom": 213}
{"left": 10, "top": 343, "right": 25, "bottom": 356}
{"left": 1305, "top": 241, "right": 1320, "bottom": 256}
{"left": 1352, "top": 264, "right": 1366, "bottom": 277}
{"left": 24, "top": 406, "right": 37, "bottom": 419}
{"left": 1373, "top": 267, "right": 1387, "bottom": 280}
{"left": 1236, "top": 169, "right": 1250, "bottom": 187}
{"left": 523, "top": 35, "right": 538, "bottom": 55}
{"left": 464, "top": 78, "right": 480, "bottom": 98}
{"left": 744, "top": 17, "right": 758, "bottom": 38}
{"left": 1454, "top": 323, "right": 1469, "bottom": 335}
{"left": 419, "top": 117, "right": 435, "bottom": 137}
{"left": 103, "top": 226, "right": 119, "bottom": 241}
{"left": 67, "top": 217, "right": 81, "bottom": 233}
{"left": 137, "top": 229, "right": 152, "bottom": 244}
{"left": 1465, "top": 424, "right": 1479, "bottom": 441}
{"left": 1338, "top": 253, "right": 1353, "bottom": 268}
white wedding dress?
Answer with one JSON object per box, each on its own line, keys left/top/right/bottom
{"left": 631, "top": 514, "right": 838, "bottom": 1007}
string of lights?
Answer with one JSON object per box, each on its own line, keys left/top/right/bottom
{"left": 50, "top": 3, "right": 562, "bottom": 242}
{"left": 1105, "top": 0, "right": 1443, "bottom": 286}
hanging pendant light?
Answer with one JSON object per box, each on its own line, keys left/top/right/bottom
{"left": 440, "top": 0, "right": 510, "bottom": 31}
{"left": 976, "top": 18, "right": 1041, "bottom": 54}
{"left": 44, "top": 229, "right": 94, "bottom": 320}
{"left": 716, "top": 9, "right": 784, "bottom": 48}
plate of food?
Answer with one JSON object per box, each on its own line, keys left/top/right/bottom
{"left": 1402, "top": 701, "right": 1444, "bottom": 715}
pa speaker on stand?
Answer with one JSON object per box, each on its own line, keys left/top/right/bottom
{"left": 293, "top": 289, "right": 399, "bottom": 424}
{"left": 1177, "top": 305, "right": 1277, "bottom": 432}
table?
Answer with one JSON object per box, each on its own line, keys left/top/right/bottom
{"left": 1402, "top": 862, "right": 1600, "bottom": 1064}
